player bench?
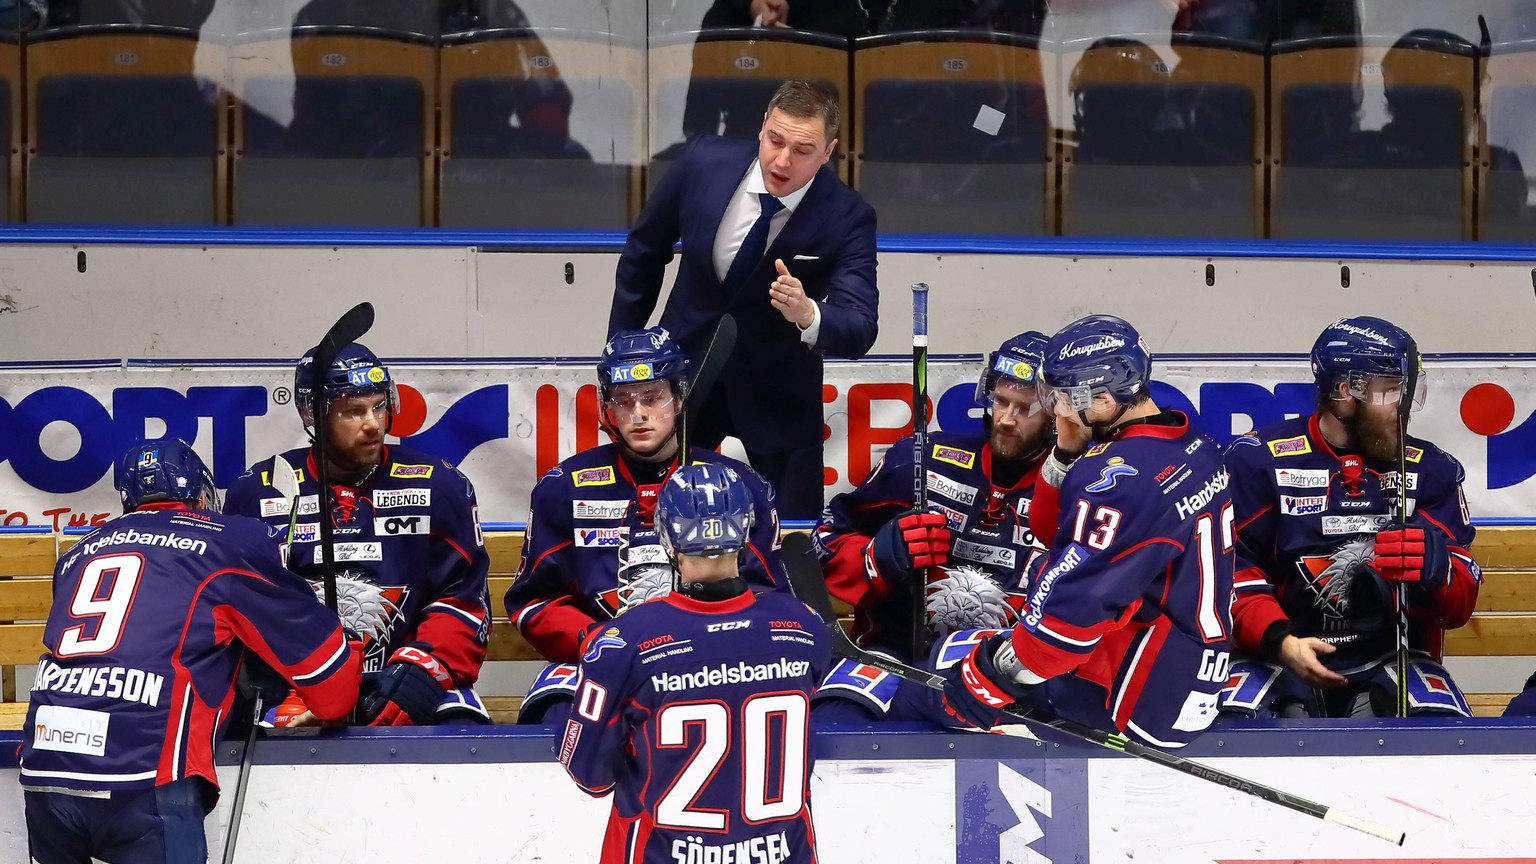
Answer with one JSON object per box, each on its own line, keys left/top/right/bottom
{"left": 1, "top": 526, "right": 1530, "bottom": 727}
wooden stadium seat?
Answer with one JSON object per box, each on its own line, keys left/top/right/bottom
{"left": 853, "top": 30, "right": 1053, "bottom": 236}
{"left": 229, "top": 26, "right": 434, "bottom": 227}
{"left": 23, "top": 25, "right": 226, "bottom": 225}
{"left": 1477, "top": 39, "right": 1536, "bottom": 241}
{"left": 1058, "top": 33, "right": 1264, "bottom": 238}
{"left": 1269, "top": 32, "right": 1477, "bottom": 240}
{"left": 5, "top": 525, "right": 1529, "bottom": 726}
{"left": 438, "top": 27, "right": 643, "bottom": 230}
{"left": 0, "top": 32, "right": 17, "bottom": 222}
{"left": 646, "top": 27, "right": 851, "bottom": 195}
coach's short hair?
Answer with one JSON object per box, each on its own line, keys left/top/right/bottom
{"left": 766, "top": 79, "right": 840, "bottom": 142}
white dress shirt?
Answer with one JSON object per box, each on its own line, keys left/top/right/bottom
{"left": 712, "top": 160, "right": 822, "bottom": 346}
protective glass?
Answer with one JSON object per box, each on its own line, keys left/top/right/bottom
{"left": 1038, "top": 382, "right": 1096, "bottom": 414}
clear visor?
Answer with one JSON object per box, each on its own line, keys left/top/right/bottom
{"left": 1333, "top": 371, "right": 1427, "bottom": 413}
{"left": 982, "top": 377, "right": 1045, "bottom": 419}
{"left": 604, "top": 384, "right": 678, "bottom": 421}
{"left": 1038, "top": 382, "right": 1098, "bottom": 414}
{"left": 301, "top": 382, "right": 400, "bottom": 430}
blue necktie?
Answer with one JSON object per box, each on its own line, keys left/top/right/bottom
{"left": 721, "top": 193, "right": 785, "bottom": 294}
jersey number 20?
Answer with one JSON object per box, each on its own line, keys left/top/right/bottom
{"left": 656, "top": 694, "right": 809, "bottom": 831}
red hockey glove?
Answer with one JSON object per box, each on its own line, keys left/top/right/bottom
{"left": 866, "top": 508, "right": 951, "bottom": 592}
{"left": 938, "top": 633, "right": 1035, "bottom": 730}
{"left": 360, "top": 647, "right": 453, "bottom": 727}
{"left": 1373, "top": 523, "right": 1450, "bottom": 589}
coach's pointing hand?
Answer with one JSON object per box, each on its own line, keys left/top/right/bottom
{"left": 770, "top": 259, "right": 816, "bottom": 330}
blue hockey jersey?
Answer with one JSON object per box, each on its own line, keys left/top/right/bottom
{"left": 21, "top": 507, "right": 359, "bottom": 793}
{"left": 506, "top": 444, "right": 785, "bottom": 663}
{"left": 225, "top": 444, "right": 491, "bottom": 684}
{"left": 815, "top": 432, "right": 1047, "bottom": 656}
{"left": 1014, "top": 413, "right": 1233, "bottom": 746}
{"left": 561, "top": 589, "right": 830, "bottom": 864}
{"left": 1224, "top": 414, "right": 1480, "bottom": 670}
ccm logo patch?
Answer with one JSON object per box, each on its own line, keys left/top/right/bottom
{"left": 390, "top": 463, "right": 434, "bottom": 478}
{"left": 574, "top": 467, "right": 616, "bottom": 487}
{"left": 375, "top": 516, "right": 429, "bottom": 536}
{"left": 706, "top": 620, "right": 750, "bottom": 632}
{"left": 373, "top": 488, "right": 430, "bottom": 509}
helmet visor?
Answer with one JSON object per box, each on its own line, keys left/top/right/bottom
{"left": 1336, "top": 371, "right": 1427, "bottom": 413}
{"left": 1039, "top": 382, "right": 1096, "bottom": 414}
{"left": 983, "top": 378, "right": 1045, "bottom": 419}
{"left": 604, "top": 382, "right": 678, "bottom": 423}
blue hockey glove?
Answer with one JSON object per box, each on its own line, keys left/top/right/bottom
{"left": 938, "top": 633, "right": 1034, "bottom": 730}
{"left": 359, "top": 647, "right": 452, "bottom": 727}
{"left": 866, "top": 507, "right": 951, "bottom": 592}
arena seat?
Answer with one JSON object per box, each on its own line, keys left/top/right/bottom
{"left": 438, "top": 27, "right": 642, "bottom": 230}
{"left": 24, "top": 25, "right": 224, "bottom": 225}
{"left": 1269, "top": 32, "right": 1477, "bottom": 241}
{"left": 646, "top": 27, "right": 851, "bottom": 195}
{"left": 0, "top": 31, "right": 17, "bottom": 222}
{"left": 1059, "top": 33, "right": 1263, "bottom": 238}
{"left": 853, "top": 30, "right": 1052, "bottom": 236}
{"left": 1477, "top": 38, "right": 1536, "bottom": 241}
{"left": 229, "top": 25, "right": 434, "bottom": 227}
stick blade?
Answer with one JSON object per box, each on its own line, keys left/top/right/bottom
{"left": 269, "top": 455, "right": 300, "bottom": 501}
{"left": 314, "top": 302, "right": 376, "bottom": 367}
{"left": 780, "top": 532, "right": 837, "bottom": 626}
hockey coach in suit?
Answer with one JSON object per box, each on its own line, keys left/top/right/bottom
{"left": 609, "top": 78, "right": 880, "bottom": 520}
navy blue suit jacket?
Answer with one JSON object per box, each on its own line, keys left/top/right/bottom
{"left": 609, "top": 135, "right": 879, "bottom": 452}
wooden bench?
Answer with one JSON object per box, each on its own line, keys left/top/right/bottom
{"left": 4, "top": 527, "right": 1534, "bottom": 726}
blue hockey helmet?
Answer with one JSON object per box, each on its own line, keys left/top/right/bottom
{"left": 1041, "top": 315, "right": 1152, "bottom": 412}
{"left": 1310, "top": 316, "right": 1424, "bottom": 410}
{"left": 976, "top": 330, "right": 1049, "bottom": 407}
{"left": 597, "top": 327, "right": 691, "bottom": 404}
{"left": 294, "top": 342, "right": 399, "bottom": 433}
{"left": 655, "top": 464, "right": 755, "bottom": 557}
{"left": 115, "top": 438, "right": 220, "bottom": 513}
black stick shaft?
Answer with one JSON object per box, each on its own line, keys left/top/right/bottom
{"left": 309, "top": 302, "right": 375, "bottom": 612}
{"left": 910, "top": 283, "right": 929, "bottom": 662}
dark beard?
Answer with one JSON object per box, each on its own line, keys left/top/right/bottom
{"left": 1346, "top": 409, "right": 1400, "bottom": 463}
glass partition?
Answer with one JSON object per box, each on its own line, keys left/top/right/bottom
{"left": 0, "top": 1, "right": 1533, "bottom": 240}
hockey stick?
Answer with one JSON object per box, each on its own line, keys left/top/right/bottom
{"left": 780, "top": 533, "right": 1406, "bottom": 846}
{"left": 1393, "top": 346, "right": 1419, "bottom": 718}
{"left": 677, "top": 313, "right": 737, "bottom": 466}
{"left": 910, "top": 282, "right": 930, "bottom": 661}
{"left": 221, "top": 457, "right": 300, "bottom": 863}
{"left": 309, "top": 302, "right": 375, "bottom": 613}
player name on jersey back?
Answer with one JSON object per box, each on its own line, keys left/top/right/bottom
{"left": 32, "top": 658, "right": 164, "bottom": 708}
{"left": 671, "top": 832, "right": 795, "bottom": 864}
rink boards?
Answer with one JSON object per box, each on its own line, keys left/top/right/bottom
{"left": 3, "top": 720, "right": 1535, "bottom": 862}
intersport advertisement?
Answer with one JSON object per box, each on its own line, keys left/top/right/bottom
{"left": 0, "top": 357, "right": 1530, "bottom": 528}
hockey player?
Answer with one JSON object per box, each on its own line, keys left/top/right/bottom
{"left": 811, "top": 331, "right": 1055, "bottom": 722}
{"left": 1220, "top": 316, "right": 1480, "bottom": 719}
{"left": 21, "top": 439, "right": 360, "bottom": 864}
{"left": 938, "top": 315, "right": 1234, "bottom": 748}
{"left": 226, "top": 343, "right": 492, "bottom": 726}
{"left": 560, "top": 464, "right": 829, "bottom": 863}
{"left": 505, "top": 327, "right": 784, "bottom": 724}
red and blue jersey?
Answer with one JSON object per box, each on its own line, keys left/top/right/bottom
{"left": 21, "top": 508, "right": 359, "bottom": 793}
{"left": 561, "top": 589, "right": 830, "bottom": 864}
{"left": 225, "top": 444, "right": 491, "bottom": 685}
{"left": 1223, "top": 414, "right": 1480, "bottom": 669}
{"left": 1014, "top": 413, "right": 1234, "bottom": 745}
{"left": 506, "top": 444, "right": 784, "bottom": 663}
{"left": 815, "top": 431, "right": 1048, "bottom": 654}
